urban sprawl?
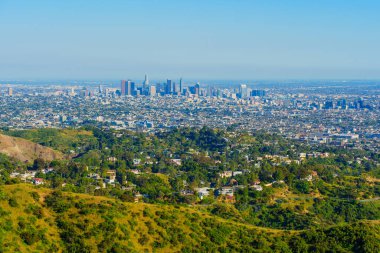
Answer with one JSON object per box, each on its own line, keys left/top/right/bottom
{"left": 1, "top": 77, "right": 379, "bottom": 152}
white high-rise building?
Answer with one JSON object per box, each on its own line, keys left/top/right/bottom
{"left": 239, "top": 84, "right": 248, "bottom": 98}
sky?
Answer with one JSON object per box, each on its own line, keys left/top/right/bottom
{"left": 0, "top": 0, "right": 379, "bottom": 80}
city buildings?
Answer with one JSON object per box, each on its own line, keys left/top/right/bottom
{"left": 1, "top": 79, "right": 379, "bottom": 152}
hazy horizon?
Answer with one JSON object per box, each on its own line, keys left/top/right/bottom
{"left": 1, "top": 0, "right": 380, "bottom": 80}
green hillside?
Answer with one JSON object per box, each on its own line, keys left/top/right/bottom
{"left": 0, "top": 184, "right": 379, "bottom": 253}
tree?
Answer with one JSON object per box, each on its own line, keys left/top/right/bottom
{"left": 32, "top": 158, "right": 46, "bottom": 170}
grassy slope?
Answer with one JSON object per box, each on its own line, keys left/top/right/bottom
{"left": 0, "top": 184, "right": 287, "bottom": 253}
{"left": 0, "top": 184, "right": 379, "bottom": 253}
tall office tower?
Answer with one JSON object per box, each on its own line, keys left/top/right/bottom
{"left": 337, "top": 99, "right": 347, "bottom": 109}
{"left": 207, "top": 85, "right": 212, "bottom": 97}
{"left": 195, "top": 82, "right": 200, "bottom": 95}
{"left": 165, "top": 79, "right": 172, "bottom": 94}
{"left": 239, "top": 84, "right": 248, "bottom": 98}
{"left": 172, "top": 82, "right": 177, "bottom": 93}
{"left": 156, "top": 83, "right": 161, "bottom": 93}
{"left": 143, "top": 74, "right": 149, "bottom": 90}
{"left": 121, "top": 80, "right": 127, "bottom": 96}
{"left": 150, "top": 85, "right": 156, "bottom": 96}
{"left": 98, "top": 85, "right": 102, "bottom": 94}
{"left": 179, "top": 78, "right": 183, "bottom": 95}
{"left": 325, "top": 101, "right": 334, "bottom": 109}
{"left": 80, "top": 88, "right": 89, "bottom": 97}
{"left": 217, "top": 89, "right": 222, "bottom": 98}
{"left": 8, "top": 87, "right": 13, "bottom": 96}
{"left": 127, "top": 81, "right": 135, "bottom": 96}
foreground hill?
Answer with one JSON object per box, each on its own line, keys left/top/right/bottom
{"left": 0, "top": 134, "right": 63, "bottom": 163}
{"left": 0, "top": 184, "right": 379, "bottom": 253}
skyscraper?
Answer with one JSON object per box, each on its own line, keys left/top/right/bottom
{"left": 195, "top": 82, "right": 200, "bottom": 96}
{"left": 150, "top": 85, "right": 156, "bottom": 96}
{"left": 121, "top": 80, "right": 135, "bottom": 96}
{"left": 165, "top": 80, "right": 172, "bottom": 94}
{"left": 239, "top": 84, "right": 248, "bottom": 98}
{"left": 156, "top": 83, "right": 162, "bottom": 94}
{"left": 127, "top": 81, "right": 135, "bottom": 96}
{"left": 8, "top": 87, "right": 13, "bottom": 96}
{"left": 69, "top": 87, "right": 75, "bottom": 96}
{"left": 207, "top": 85, "right": 212, "bottom": 97}
{"left": 179, "top": 78, "right": 183, "bottom": 95}
{"left": 143, "top": 74, "right": 149, "bottom": 90}
{"left": 121, "top": 80, "right": 127, "bottom": 96}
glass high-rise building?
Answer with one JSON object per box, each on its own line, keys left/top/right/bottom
{"left": 165, "top": 80, "right": 172, "bottom": 94}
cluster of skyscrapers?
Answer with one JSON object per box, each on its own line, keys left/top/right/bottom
{"left": 121, "top": 75, "right": 193, "bottom": 97}
{"left": 120, "top": 75, "right": 266, "bottom": 99}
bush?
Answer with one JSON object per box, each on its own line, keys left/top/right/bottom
{"left": 211, "top": 204, "right": 242, "bottom": 220}
{"left": 8, "top": 197, "right": 19, "bottom": 207}
{"left": 25, "top": 204, "right": 44, "bottom": 219}
{"left": 30, "top": 192, "right": 40, "bottom": 202}
{"left": 0, "top": 206, "right": 10, "bottom": 217}
{"left": 294, "top": 180, "right": 311, "bottom": 194}
{"left": 138, "top": 234, "right": 149, "bottom": 245}
{"left": 20, "top": 228, "right": 44, "bottom": 245}
{"left": 45, "top": 191, "right": 72, "bottom": 213}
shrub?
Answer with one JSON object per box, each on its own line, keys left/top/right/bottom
{"left": 25, "top": 204, "right": 44, "bottom": 219}
{"left": 20, "top": 228, "right": 44, "bottom": 245}
{"left": 30, "top": 191, "right": 40, "bottom": 202}
{"left": 45, "top": 191, "right": 72, "bottom": 213}
{"left": 8, "top": 197, "right": 19, "bottom": 207}
{"left": 138, "top": 234, "right": 149, "bottom": 245}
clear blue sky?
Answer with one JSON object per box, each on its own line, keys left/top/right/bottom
{"left": 0, "top": 0, "right": 379, "bottom": 80}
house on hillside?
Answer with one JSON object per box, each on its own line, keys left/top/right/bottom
{"left": 33, "top": 178, "right": 44, "bottom": 185}
{"left": 133, "top": 159, "right": 141, "bottom": 166}
{"left": 195, "top": 187, "right": 212, "bottom": 200}
{"left": 251, "top": 185, "right": 263, "bottom": 191}
{"left": 105, "top": 170, "right": 116, "bottom": 183}
{"left": 108, "top": 157, "right": 117, "bottom": 162}
{"left": 43, "top": 168, "right": 54, "bottom": 174}
{"left": 232, "top": 171, "right": 243, "bottom": 176}
{"left": 130, "top": 169, "right": 140, "bottom": 175}
{"left": 219, "top": 171, "right": 233, "bottom": 178}
{"left": 216, "top": 187, "right": 234, "bottom": 197}
{"left": 180, "top": 189, "right": 194, "bottom": 196}
{"left": 170, "top": 159, "right": 182, "bottom": 166}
